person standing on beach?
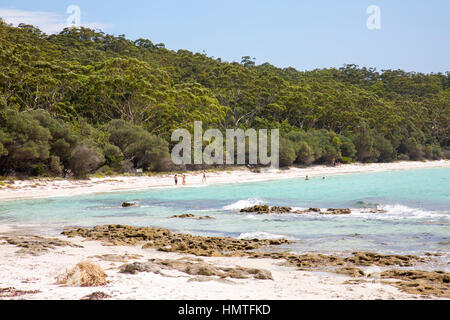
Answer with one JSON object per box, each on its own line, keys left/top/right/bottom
{"left": 305, "top": 175, "right": 309, "bottom": 181}
{"left": 174, "top": 174, "right": 178, "bottom": 185}
{"left": 182, "top": 174, "right": 186, "bottom": 185}
{"left": 202, "top": 172, "right": 206, "bottom": 183}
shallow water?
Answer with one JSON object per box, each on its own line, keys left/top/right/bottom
{"left": 0, "top": 167, "right": 449, "bottom": 256}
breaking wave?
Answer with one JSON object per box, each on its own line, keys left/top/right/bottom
{"left": 237, "top": 231, "right": 294, "bottom": 240}
{"left": 222, "top": 198, "right": 264, "bottom": 210}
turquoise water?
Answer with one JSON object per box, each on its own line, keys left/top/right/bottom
{"left": 0, "top": 167, "right": 449, "bottom": 255}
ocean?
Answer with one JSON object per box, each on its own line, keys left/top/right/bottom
{"left": 0, "top": 167, "right": 449, "bottom": 256}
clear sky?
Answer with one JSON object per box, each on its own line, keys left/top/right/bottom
{"left": 1, "top": 0, "right": 449, "bottom": 73}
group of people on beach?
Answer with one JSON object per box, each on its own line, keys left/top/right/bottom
{"left": 173, "top": 172, "right": 322, "bottom": 185}
{"left": 174, "top": 172, "right": 207, "bottom": 185}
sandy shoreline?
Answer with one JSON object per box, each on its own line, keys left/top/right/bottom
{"left": 0, "top": 160, "right": 449, "bottom": 202}
{"left": 0, "top": 233, "right": 426, "bottom": 300}
{"left": 0, "top": 160, "right": 448, "bottom": 300}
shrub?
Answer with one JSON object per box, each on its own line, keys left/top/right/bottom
{"left": 103, "top": 144, "right": 124, "bottom": 172}
{"left": 49, "top": 155, "right": 63, "bottom": 175}
{"left": 374, "top": 136, "right": 395, "bottom": 162}
{"left": 279, "top": 138, "right": 297, "bottom": 167}
{"left": 352, "top": 122, "right": 375, "bottom": 162}
{"left": 106, "top": 120, "right": 170, "bottom": 171}
{"left": 423, "top": 144, "right": 443, "bottom": 160}
{"left": 296, "top": 141, "right": 314, "bottom": 165}
{"left": 34, "top": 164, "right": 44, "bottom": 176}
{"left": 340, "top": 156, "right": 352, "bottom": 164}
{"left": 69, "top": 144, "right": 104, "bottom": 177}
{"left": 339, "top": 136, "right": 356, "bottom": 160}
{"left": 401, "top": 137, "right": 423, "bottom": 160}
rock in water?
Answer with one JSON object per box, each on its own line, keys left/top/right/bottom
{"left": 121, "top": 202, "right": 137, "bottom": 207}
{"left": 292, "top": 208, "right": 321, "bottom": 214}
{"left": 240, "top": 205, "right": 292, "bottom": 214}
{"left": 321, "top": 208, "right": 351, "bottom": 215}
{"left": 240, "top": 205, "right": 270, "bottom": 213}
{"left": 269, "top": 206, "right": 292, "bottom": 214}
{"left": 170, "top": 214, "right": 215, "bottom": 220}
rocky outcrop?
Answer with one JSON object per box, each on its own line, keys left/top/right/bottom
{"left": 1, "top": 236, "right": 83, "bottom": 256}
{"left": 121, "top": 202, "right": 137, "bottom": 207}
{"left": 269, "top": 206, "right": 292, "bottom": 214}
{"left": 61, "top": 225, "right": 292, "bottom": 257}
{"left": 240, "top": 205, "right": 270, "bottom": 213}
{"left": 240, "top": 205, "right": 292, "bottom": 214}
{"left": 248, "top": 251, "right": 426, "bottom": 269}
{"left": 381, "top": 269, "right": 450, "bottom": 298}
{"left": 335, "top": 267, "right": 365, "bottom": 277}
{"left": 240, "top": 205, "right": 352, "bottom": 215}
{"left": 119, "top": 258, "right": 273, "bottom": 280}
{"left": 90, "top": 253, "right": 143, "bottom": 263}
{"left": 292, "top": 208, "right": 321, "bottom": 214}
{"left": 170, "top": 214, "right": 215, "bottom": 220}
{"left": 361, "top": 208, "right": 388, "bottom": 214}
{"left": 321, "top": 208, "right": 352, "bottom": 215}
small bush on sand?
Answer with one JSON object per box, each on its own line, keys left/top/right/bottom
{"left": 56, "top": 261, "right": 107, "bottom": 287}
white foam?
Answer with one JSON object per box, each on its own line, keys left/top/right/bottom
{"left": 222, "top": 198, "right": 264, "bottom": 210}
{"left": 238, "top": 231, "right": 292, "bottom": 240}
{"left": 351, "top": 204, "right": 450, "bottom": 221}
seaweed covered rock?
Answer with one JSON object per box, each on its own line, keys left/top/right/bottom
{"left": 61, "top": 225, "right": 292, "bottom": 256}
{"left": 1, "top": 236, "right": 83, "bottom": 256}
{"left": 121, "top": 202, "right": 137, "bottom": 207}
{"left": 240, "top": 206, "right": 352, "bottom": 215}
{"left": 381, "top": 269, "right": 450, "bottom": 298}
{"left": 321, "top": 208, "right": 352, "bottom": 215}
{"left": 240, "top": 205, "right": 270, "bottom": 213}
{"left": 249, "top": 251, "right": 426, "bottom": 269}
{"left": 292, "top": 208, "right": 321, "bottom": 214}
{"left": 270, "top": 206, "right": 292, "bottom": 214}
{"left": 240, "top": 205, "right": 292, "bottom": 214}
{"left": 170, "top": 214, "right": 214, "bottom": 220}
{"left": 361, "top": 208, "right": 388, "bottom": 213}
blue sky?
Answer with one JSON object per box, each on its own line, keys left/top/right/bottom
{"left": 1, "top": 0, "right": 449, "bottom": 73}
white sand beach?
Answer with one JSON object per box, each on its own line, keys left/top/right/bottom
{"left": 0, "top": 160, "right": 448, "bottom": 300}
{"left": 0, "top": 160, "right": 449, "bottom": 202}
{"left": 0, "top": 234, "right": 421, "bottom": 300}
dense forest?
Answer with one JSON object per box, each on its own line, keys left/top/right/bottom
{"left": 0, "top": 21, "right": 449, "bottom": 177}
